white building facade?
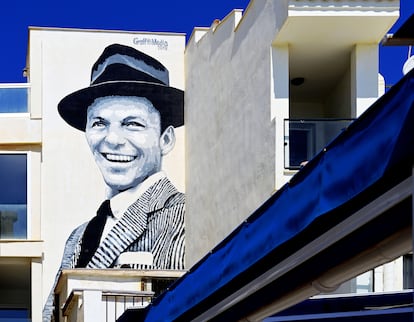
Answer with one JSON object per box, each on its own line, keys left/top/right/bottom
{"left": 0, "top": 28, "right": 185, "bottom": 322}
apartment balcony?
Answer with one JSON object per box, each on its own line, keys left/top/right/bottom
{"left": 0, "top": 83, "right": 40, "bottom": 145}
{"left": 0, "top": 83, "right": 41, "bottom": 242}
{"left": 54, "top": 269, "right": 186, "bottom": 322}
{"left": 284, "top": 119, "right": 355, "bottom": 170}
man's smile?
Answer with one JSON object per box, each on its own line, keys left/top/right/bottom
{"left": 101, "top": 153, "right": 137, "bottom": 163}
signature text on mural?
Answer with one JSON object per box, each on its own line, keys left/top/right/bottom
{"left": 133, "top": 38, "right": 168, "bottom": 50}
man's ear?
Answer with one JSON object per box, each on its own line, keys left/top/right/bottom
{"left": 160, "top": 125, "right": 176, "bottom": 156}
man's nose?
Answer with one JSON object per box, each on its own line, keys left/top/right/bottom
{"left": 104, "top": 126, "right": 126, "bottom": 146}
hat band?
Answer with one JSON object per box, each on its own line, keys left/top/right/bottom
{"left": 91, "top": 64, "right": 166, "bottom": 86}
{"left": 92, "top": 53, "right": 169, "bottom": 85}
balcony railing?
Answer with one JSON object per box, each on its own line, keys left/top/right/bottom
{"left": 0, "top": 154, "right": 27, "bottom": 239}
{"left": 0, "top": 205, "right": 27, "bottom": 239}
{"left": 102, "top": 291, "right": 154, "bottom": 321}
{"left": 284, "top": 119, "right": 354, "bottom": 170}
{"left": 0, "top": 84, "right": 29, "bottom": 114}
{"left": 56, "top": 269, "right": 186, "bottom": 322}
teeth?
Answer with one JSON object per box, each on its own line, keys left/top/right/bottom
{"left": 103, "top": 153, "right": 136, "bottom": 162}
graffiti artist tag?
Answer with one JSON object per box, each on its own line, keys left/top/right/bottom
{"left": 133, "top": 38, "right": 168, "bottom": 50}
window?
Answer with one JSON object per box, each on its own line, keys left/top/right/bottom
{"left": 286, "top": 122, "right": 316, "bottom": 169}
{"left": 0, "top": 154, "right": 27, "bottom": 239}
{"left": 403, "top": 254, "right": 413, "bottom": 289}
{"left": 284, "top": 119, "right": 354, "bottom": 169}
{"left": 0, "top": 85, "right": 29, "bottom": 113}
{"left": 0, "top": 259, "right": 31, "bottom": 322}
{"left": 0, "top": 309, "right": 30, "bottom": 322}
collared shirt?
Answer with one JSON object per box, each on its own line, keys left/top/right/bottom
{"left": 99, "top": 171, "right": 166, "bottom": 244}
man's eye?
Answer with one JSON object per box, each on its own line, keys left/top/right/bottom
{"left": 124, "top": 121, "right": 145, "bottom": 128}
{"left": 91, "top": 120, "right": 106, "bottom": 128}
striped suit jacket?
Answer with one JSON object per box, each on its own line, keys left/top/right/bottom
{"left": 43, "top": 176, "right": 185, "bottom": 321}
{"left": 65, "top": 176, "right": 185, "bottom": 270}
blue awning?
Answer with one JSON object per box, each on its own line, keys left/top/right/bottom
{"left": 267, "top": 291, "right": 413, "bottom": 321}
{"left": 122, "top": 69, "right": 414, "bottom": 322}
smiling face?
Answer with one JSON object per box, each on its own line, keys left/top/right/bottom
{"left": 85, "top": 96, "right": 170, "bottom": 194}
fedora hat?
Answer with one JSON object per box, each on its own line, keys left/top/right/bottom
{"left": 58, "top": 43, "right": 184, "bottom": 132}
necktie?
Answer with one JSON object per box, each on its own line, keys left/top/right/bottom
{"left": 76, "top": 200, "right": 111, "bottom": 268}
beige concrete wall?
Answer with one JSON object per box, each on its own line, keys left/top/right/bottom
{"left": 351, "top": 44, "right": 380, "bottom": 117}
{"left": 27, "top": 28, "right": 186, "bottom": 307}
{"left": 185, "top": 2, "right": 288, "bottom": 266}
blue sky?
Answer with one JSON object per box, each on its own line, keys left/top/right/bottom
{"left": 380, "top": 0, "right": 414, "bottom": 87}
{"left": 0, "top": 0, "right": 413, "bottom": 86}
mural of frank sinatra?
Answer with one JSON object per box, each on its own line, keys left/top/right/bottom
{"left": 43, "top": 44, "right": 184, "bottom": 321}
{"left": 59, "top": 43, "right": 185, "bottom": 269}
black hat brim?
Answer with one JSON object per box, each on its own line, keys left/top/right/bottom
{"left": 58, "top": 81, "right": 184, "bottom": 132}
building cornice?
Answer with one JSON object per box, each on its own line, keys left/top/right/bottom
{"left": 289, "top": 0, "right": 399, "bottom": 13}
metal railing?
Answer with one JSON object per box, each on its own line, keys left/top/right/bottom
{"left": 102, "top": 291, "right": 154, "bottom": 322}
{"left": 0, "top": 153, "right": 28, "bottom": 240}
{"left": 0, "top": 206, "right": 27, "bottom": 239}
{"left": 284, "top": 118, "right": 354, "bottom": 170}
{"left": 0, "top": 84, "right": 29, "bottom": 114}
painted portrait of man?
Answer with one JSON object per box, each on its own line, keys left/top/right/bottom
{"left": 43, "top": 43, "right": 185, "bottom": 321}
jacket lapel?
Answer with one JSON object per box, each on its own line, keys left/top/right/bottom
{"left": 86, "top": 176, "right": 177, "bottom": 268}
